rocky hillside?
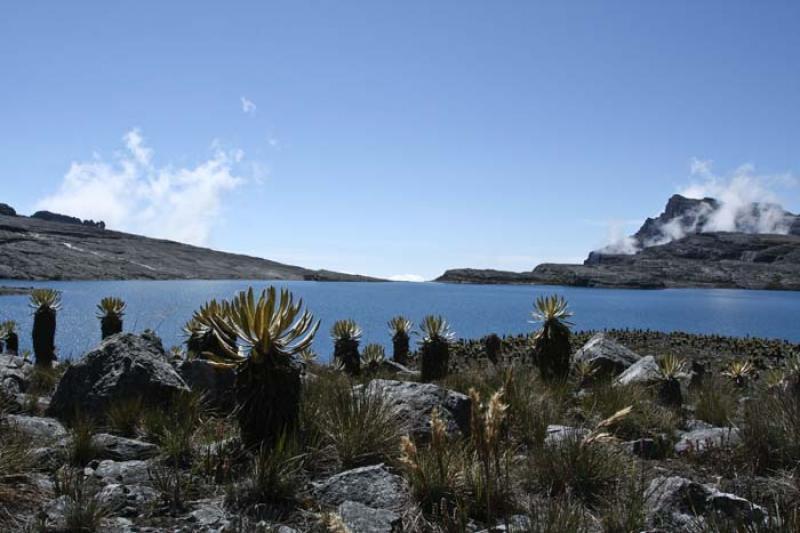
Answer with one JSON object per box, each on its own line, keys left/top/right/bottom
{"left": 0, "top": 205, "right": 376, "bottom": 281}
{"left": 437, "top": 195, "right": 800, "bottom": 290}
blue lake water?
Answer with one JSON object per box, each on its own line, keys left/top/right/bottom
{"left": 1, "top": 280, "right": 799, "bottom": 360}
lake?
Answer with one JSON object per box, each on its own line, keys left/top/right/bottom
{"left": 1, "top": 280, "right": 799, "bottom": 360}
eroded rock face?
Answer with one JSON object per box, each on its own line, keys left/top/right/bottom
{"left": 47, "top": 332, "right": 190, "bottom": 421}
{"left": 313, "top": 464, "right": 410, "bottom": 512}
{"left": 645, "top": 476, "right": 766, "bottom": 529}
{"left": 573, "top": 333, "right": 641, "bottom": 377}
{"left": 361, "top": 379, "right": 471, "bottom": 440}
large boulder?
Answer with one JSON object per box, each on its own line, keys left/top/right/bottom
{"left": 2, "top": 414, "right": 67, "bottom": 440}
{"left": 361, "top": 379, "right": 471, "bottom": 440}
{"left": 177, "top": 358, "right": 235, "bottom": 412}
{"left": 645, "top": 476, "right": 766, "bottom": 529}
{"left": 573, "top": 333, "right": 641, "bottom": 377}
{"left": 0, "top": 203, "right": 16, "bottom": 216}
{"left": 47, "top": 332, "right": 190, "bottom": 421}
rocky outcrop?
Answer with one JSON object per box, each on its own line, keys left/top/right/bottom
{"left": 573, "top": 333, "right": 641, "bottom": 376}
{"left": 616, "top": 355, "right": 662, "bottom": 386}
{"left": 0, "top": 209, "right": 378, "bottom": 281}
{"left": 362, "top": 379, "right": 472, "bottom": 440}
{"left": 0, "top": 203, "right": 16, "bottom": 216}
{"left": 645, "top": 476, "right": 766, "bottom": 529}
{"left": 47, "top": 332, "right": 190, "bottom": 421}
{"left": 337, "top": 500, "right": 402, "bottom": 533}
{"left": 436, "top": 194, "right": 800, "bottom": 290}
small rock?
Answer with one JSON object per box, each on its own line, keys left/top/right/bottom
{"left": 96, "top": 483, "right": 159, "bottom": 516}
{"left": 544, "top": 425, "right": 589, "bottom": 446}
{"left": 362, "top": 379, "right": 471, "bottom": 440}
{"left": 3, "top": 414, "right": 67, "bottom": 440}
{"left": 91, "top": 433, "right": 159, "bottom": 461}
{"left": 87, "top": 459, "right": 152, "bottom": 485}
{"left": 186, "top": 498, "right": 232, "bottom": 531}
{"left": 573, "top": 333, "right": 641, "bottom": 377}
{"left": 337, "top": 500, "right": 401, "bottom": 533}
{"left": 674, "top": 427, "right": 741, "bottom": 454}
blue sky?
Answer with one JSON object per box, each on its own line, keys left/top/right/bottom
{"left": 1, "top": 1, "right": 798, "bottom": 280}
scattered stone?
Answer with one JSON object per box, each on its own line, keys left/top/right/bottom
{"left": 362, "top": 379, "right": 471, "bottom": 440}
{"left": 337, "top": 500, "right": 401, "bottom": 533}
{"left": 91, "top": 433, "right": 159, "bottom": 461}
{"left": 47, "top": 332, "right": 190, "bottom": 421}
{"left": 186, "top": 499, "right": 232, "bottom": 531}
{"left": 3, "top": 414, "right": 67, "bottom": 440}
{"left": 544, "top": 425, "right": 589, "bottom": 446}
{"left": 645, "top": 476, "right": 766, "bottom": 529}
{"left": 87, "top": 459, "right": 152, "bottom": 485}
{"left": 573, "top": 333, "right": 641, "bottom": 376}
{"left": 178, "top": 358, "right": 235, "bottom": 412}
{"left": 313, "top": 464, "right": 409, "bottom": 512}
{"left": 96, "top": 483, "right": 159, "bottom": 516}
{"left": 674, "top": 427, "right": 741, "bottom": 454}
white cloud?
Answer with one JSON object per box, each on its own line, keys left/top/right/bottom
{"left": 37, "top": 129, "right": 245, "bottom": 246}
{"left": 240, "top": 97, "right": 257, "bottom": 115}
{"left": 388, "top": 274, "right": 426, "bottom": 282}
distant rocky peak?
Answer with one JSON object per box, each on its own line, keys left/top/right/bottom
{"left": 590, "top": 194, "right": 799, "bottom": 262}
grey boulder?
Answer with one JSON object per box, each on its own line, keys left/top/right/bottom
{"left": 2, "top": 414, "right": 67, "bottom": 440}
{"left": 674, "top": 427, "right": 741, "bottom": 454}
{"left": 615, "top": 355, "right": 662, "bottom": 386}
{"left": 91, "top": 433, "right": 160, "bottom": 461}
{"left": 313, "top": 464, "right": 410, "bottom": 512}
{"left": 47, "top": 332, "right": 190, "bottom": 421}
{"left": 337, "top": 500, "right": 401, "bottom": 533}
{"left": 573, "top": 333, "right": 641, "bottom": 376}
{"left": 645, "top": 476, "right": 766, "bottom": 529}
{"left": 362, "top": 379, "right": 471, "bottom": 440}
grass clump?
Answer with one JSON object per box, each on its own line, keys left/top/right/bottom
{"left": 692, "top": 376, "right": 738, "bottom": 427}
{"left": 68, "top": 412, "right": 98, "bottom": 466}
{"left": 55, "top": 467, "right": 107, "bottom": 532}
{"left": 105, "top": 396, "right": 144, "bottom": 437}
{"left": 313, "top": 383, "right": 400, "bottom": 469}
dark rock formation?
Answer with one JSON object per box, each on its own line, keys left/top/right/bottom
{"left": 177, "top": 358, "right": 236, "bottom": 412}
{"left": 312, "top": 464, "right": 410, "bottom": 512}
{"left": 437, "top": 194, "right": 800, "bottom": 290}
{"left": 439, "top": 232, "right": 800, "bottom": 290}
{"left": 0, "top": 203, "right": 17, "bottom": 216}
{"left": 0, "top": 210, "right": 378, "bottom": 281}
{"left": 572, "top": 332, "right": 641, "bottom": 377}
{"left": 46, "top": 332, "right": 190, "bottom": 421}
{"left": 31, "top": 210, "right": 105, "bottom": 228}
{"left": 361, "top": 379, "right": 472, "bottom": 440}
{"left": 645, "top": 475, "right": 766, "bottom": 529}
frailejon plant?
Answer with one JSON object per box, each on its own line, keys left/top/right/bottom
{"left": 96, "top": 297, "right": 126, "bottom": 339}
{"left": 656, "top": 354, "right": 687, "bottom": 407}
{"left": 29, "top": 289, "right": 61, "bottom": 368}
{"left": 419, "top": 315, "right": 454, "bottom": 382}
{"left": 206, "top": 287, "right": 319, "bottom": 449}
{"left": 484, "top": 333, "right": 502, "bottom": 364}
{"left": 184, "top": 299, "right": 237, "bottom": 360}
{"left": 1, "top": 321, "right": 19, "bottom": 355}
{"left": 721, "top": 359, "right": 755, "bottom": 388}
{"left": 361, "top": 343, "right": 386, "bottom": 372}
{"left": 530, "top": 295, "right": 573, "bottom": 382}
{"left": 331, "top": 319, "right": 362, "bottom": 375}
{"left": 388, "top": 316, "right": 413, "bottom": 364}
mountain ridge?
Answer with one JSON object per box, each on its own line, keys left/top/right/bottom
{"left": 0, "top": 206, "right": 378, "bottom": 282}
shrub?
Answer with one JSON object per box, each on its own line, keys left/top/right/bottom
{"left": 96, "top": 296, "right": 126, "bottom": 339}
{"left": 692, "top": 376, "right": 738, "bottom": 427}
{"left": 29, "top": 288, "right": 61, "bottom": 368}
{"left": 55, "top": 467, "right": 107, "bottom": 531}
{"left": 106, "top": 396, "right": 143, "bottom": 437}
{"left": 525, "top": 496, "right": 592, "bottom": 533}
{"left": 331, "top": 319, "right": 362, "bottom": 375}
{"left": 227, "top": 432, "right": 305, "bottom": 507}
{"left": 68, "top": 412, "right": 97, "bottom": 466}
{"left": 580, "top": 382, "right": 678, "bottom": 442}
{"left": 388, "top": 316, "right": 413, "bottom": 364}
{"left": 740, "top": 385, "right": 800, "bottom": 474}
{"left": 316, "top": 386, "right": 400, "bottom": 469}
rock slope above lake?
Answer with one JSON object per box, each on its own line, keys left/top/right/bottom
{"left": 0, "top": 209, "right": 376, "bottom": 281}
